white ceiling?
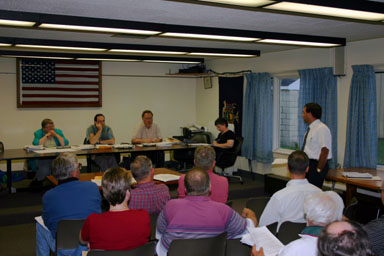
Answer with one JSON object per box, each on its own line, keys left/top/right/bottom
{"left": 0, "top": 0, "right": 384, "bottom": 55}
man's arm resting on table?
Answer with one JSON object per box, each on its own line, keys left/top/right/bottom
{"left": 213, "top": 139, "right": 234, "bottom": 148}
{"left": 317, "top": 147, "right": 329, "bottom": 170}
{"left": 132, "top": 138, "right": 160, "bottom": 144}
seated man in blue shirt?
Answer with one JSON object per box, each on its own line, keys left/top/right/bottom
{"left": 36, "top": 153, "right": 101, "bottom": 256}
{"left": 86, "top": 113, "right": 118, "bottom": 171}
{"left": 31, "top": 118, "right": 69, "bottom": 187}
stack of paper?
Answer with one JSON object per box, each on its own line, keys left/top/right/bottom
{"left": 342, "top": 172, "right": 373, "bottom": 179}
{"left": 155, "top": 142, "right": 173, "bottom": 147}
{"left": 24, "top": 145, "right": 45, "bottom": 152}
{"left": 154, "top": 174, "right": 180, "bottom": 182}
{"left": 71, "top": 144, "right": 95, "bottom": 150}
{"left": 113, "top": 144, "right": 134, "bottom": 149}
{"left": 241, "top": 226, "right": 284, "bottom": 256}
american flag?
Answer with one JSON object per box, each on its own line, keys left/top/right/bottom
{"left": 18, "top": 59, "right": 101, "bottom": 107}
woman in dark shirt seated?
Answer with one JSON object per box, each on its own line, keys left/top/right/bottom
{"left": 213, "top": 118, "right": 236, "bottom": 165}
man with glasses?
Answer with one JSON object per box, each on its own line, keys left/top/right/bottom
{"left": 36, "top": 153, "right": 101, "bottom": 256}
{"left": 86, "top": 113, "right": 118, "bottom": 171}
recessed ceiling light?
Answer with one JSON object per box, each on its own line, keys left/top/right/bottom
{"left": 265, "top": 2, "right": 384, "bottom": 21}
{"left": 15, "top": 44, "right": 107, "bottom": 52}
{"left": 109, "top": 49, "right": 187, "bottom": 55}
{"left": 258, "top": 39, "right": 340, "bottom": 47}
{"left": 188, "top": 52, "right": 256, "bottom": 57}
{"left": 3, "top": 55, "right": 73, "bottom": 60}
{"left": 143, "top": 60, "right": 202, "bottom": 64}
{"left": 76, "top": 58, "right": 139, "bottom": 62}
{"left": 39, "top": 23, "right": 161, "bottom": 35}
{"left": 199, "top": 0, "right": 275, "bottom": 7}
{"left": 160, "top": 32, "right": 259, "bottom": 42}
{"left": 0, "top": 19, "right": 36, "bottom": 27}
{"left": 0, "top": 43, "right": 12, "bottom": 47}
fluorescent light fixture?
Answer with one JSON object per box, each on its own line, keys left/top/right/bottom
{"left": 3, "top": 55, "right": 73, "bottom": 60}
{"left": 15, "top": 44, "right": 107, "bottom": 52}
{"left": 188, "top": 52, "right": 256, "bottom": 57}
{"left": 39, "top": 23, "right": 161, "bottom": 35}
{"left": 258, "top": 39, "right": 340, "bottom": 47}
{"left": 265, "top": 2, "right": 384, "bottom": 21}
{"left": 199, "top": 0, "right": 274, "bottom": 7}
{"left": 160, "top": 32, "right": 259, "bottom": 42}
{"left": 109, "top": 49, "right": 187, "bottom": 55}
{"left": 77, "top": 58, "right": 139, "bottom": 62}
{"left": 0, "top": 43, "right": 12, "bottom": 47}
{"left": 0, "top": 19, "right": 36, "bottom": 27}
{"left": 143, "top": 60, "right": 202, "bottom": 64}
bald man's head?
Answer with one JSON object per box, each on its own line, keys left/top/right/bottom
{"left": 318, "top": 221, "right": 374, "bottom": 256}
{"left": 184, "top": 168, "right": 210, "bottom": 196}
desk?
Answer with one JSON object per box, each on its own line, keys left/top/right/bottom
{"left": 0, "top": 144, "right": 196, "bottom": 193}
{"left": 46, "top": 168, "right": 181, "bottom": 187}
{"left": 326, "top": 168, "right": 384, "bottom": 206}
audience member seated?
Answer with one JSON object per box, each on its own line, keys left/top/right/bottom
{"left": 259, "top": 150, "right": 321, "bottom": 230}
{"left": 129, "top": 155, "right": 170, "bottom": 215}
{"left": 156, "top": 168, "right": 257, "bottom": 256}
{"left": 364, "top": 185, "right": 384, "bottom": 255}
{"left": 318, "top": 220, "right": 375, "bottom": 256}
{"left": 36, "top": 153, "right": 101, "bottom": 256}
{"left": 80, "top": 167, "right": 150, "bottom": 251}
{"left": 131, "top": 110, "right": 163, "bottom": 167}
{"left": 31, "top": 118, "right": 69, "bottom": 186}
{"left": 212, "top": 117, "right": 235, "bottom": 165}
{"left": 86, "top": 113, "right": 118, "bottom": 171}
{"left": 251, "top": 191, "right": 344, "bottom": 256}
{"left": 177, "top": 145, "right": 228, "bottom": 203}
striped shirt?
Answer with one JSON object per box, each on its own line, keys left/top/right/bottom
{"left": 156, "top": 196, "right": 247, "bottom": 254}
{"left": 129, "top": 182, "right": 170, "bottom": 215}
{"left": 364, "top": 215, "right": 384, "bottom": 256}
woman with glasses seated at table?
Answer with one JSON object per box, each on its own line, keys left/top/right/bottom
{"left": 212, "top": 118, "right": 235, "bottom": 163}
{"left": 30, "top": 118, "right": 68, "bottom": 188}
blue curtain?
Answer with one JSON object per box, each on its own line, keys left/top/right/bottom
{"left": 344, "top": 65, "right": 377, "bottom": 168}
{"left": 242, "top": 73, "right": 273, "bottom": 163}
{"left": 298, "top": 67, "right": 338, "bottom": 169}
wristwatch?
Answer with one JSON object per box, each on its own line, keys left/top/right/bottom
{"left": 317, "top": 168, "right": 321, "bottom": 173}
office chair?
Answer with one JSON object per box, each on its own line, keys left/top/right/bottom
{"left": 149, "top": 214, "right": 159, "bottom": 241}
{"left": 277, "top": 221, "right": 307, "bottom": 245}
{"left": 87, "top": 241, "right": 156, "bottom": 256}
{"left": 215, "top": 137, "right": 243, "bottom": 184}
{"left": 245, "top": 197, "right": 271, "bottom": 221}
{"left": 83, "top": 138, "right": 100, "bottom": 172}
{"left": 226, "top": 239, "right": 252, "bottom": 256}
{"left": 56, "top": 219, "right": 85, "bottom": 254}
{"left": 0, "top": 141, "right": 4, "bottom": 153}
{"left": 168, "top": 232, "right": 227, "bottom": 256}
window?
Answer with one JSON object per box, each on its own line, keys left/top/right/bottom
{"left": 278, "top": 78, "right": 300, "bottom": 150}
{"left": 376, "top": 73, "right": 384, "bottom": 165}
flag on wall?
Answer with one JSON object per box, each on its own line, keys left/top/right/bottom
{"left": 17, "top": 59, "right": 102, "bottom": 108}
{"left": 219, "top": 76, "right": 244, "bottom": 136}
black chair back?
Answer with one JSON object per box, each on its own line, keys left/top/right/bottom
{"left": 277, "top": 221, "right": 307, "bottom": 245}
{"left": 149, "top": 214, "right": 159, "bottom": 241}
{"left": 87, "top": 241, "right": 156, "bottom": 256}
{"left": 226, "top": 239, "right": 251, "bottom": 256}
{"left": 0, "top": 141, "right": 3, "bottom": 153}
{"left": 168, "top": 232, "right": 227, "bottom": 256}
{"left": 216, "top": 137, "right": 243, "bottom": 169}
{"left": 56, "top": 219, "right": 85, "bottom": 251}
{"left": 245, "top": 197, "right": 271, "bottom": 221}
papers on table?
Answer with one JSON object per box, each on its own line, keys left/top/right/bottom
{"left": 187, "top": 143, "right": 211, "bottom": 146}
{"left": 40, "top": 148, "right": 76, "bottom": 153}
{"left": 113, "top": 144, "right": 134, "bottom": 149}
{"left": 91, "top": 175, "right": 137, "bottom": 186}
{"left": 24, "top": 145, "right": 45, "bottom": 152}
{"left": 241, "top": 226, "right": 284, "bottom": 256}
{"left": 154, "top": 142, "right": 173, "bottom": 147}
{"left": 71, "top": 144, "right": 95, "bottom": 150}
{"left": 154, "top": 174, "right": 180, "bottom": 182}
{"left": 341, "top": 172, "right": 382, "bottom": 180}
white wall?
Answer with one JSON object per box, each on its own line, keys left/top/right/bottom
{"left": 196, "top": 37, "right": 384, "bottom": 174}
{"left": 0, "top": 58, "right": 197, "bottom": 170}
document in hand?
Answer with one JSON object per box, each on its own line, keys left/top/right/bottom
{"left": 241, "top": 226, "right": 284, "bottom": 256}
{"left": 154, "top": 174, "right": 180, "bottom": 182}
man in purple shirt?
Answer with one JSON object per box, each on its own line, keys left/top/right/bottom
{"left": 156, "top": 168, "right": 257, "bottom": 256}
{"left": 128, "top": 155, "right": 170, "bottom": 215}
{"left": 178, "top": 145, "right": 228, "bottom": 203}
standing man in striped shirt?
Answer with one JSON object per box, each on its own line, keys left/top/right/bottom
{"left": 129, "top": 155, "right": 170, "bottom": 215}
{"left": 156, "top": 168, "right": 257, "bottom": 256}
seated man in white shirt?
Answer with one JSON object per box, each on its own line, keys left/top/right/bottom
{"left": 251, "top": 191, "right": 344, "bottom": 256}
{"left": 258, "top": 150, "right": 321, "bottom": 230}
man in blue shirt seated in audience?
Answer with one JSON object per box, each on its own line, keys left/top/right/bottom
{"left": 156, "top": 168, "right": 257, "bottom": 256}
{"left": 31, "top": 118, "right": 69, "bottom": 187}
{"left": 86, "top": 113, "right": 118, "bottom": 171}
{"left": 259, "top": 150, "right": 321, "bottom": 231}
{"left": 36, "top": 153, "right": 101, "bottom": 256}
